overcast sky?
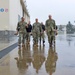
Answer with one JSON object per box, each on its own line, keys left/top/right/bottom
{"left": 26, "top": 0, "right": 75, "bottom": 25}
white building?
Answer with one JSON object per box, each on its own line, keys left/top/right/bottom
{"left": 57, "top": 25, "right": 66, "bottom": 35}
{"left": 0, "top": 0, "right": 30, "bottom": 38}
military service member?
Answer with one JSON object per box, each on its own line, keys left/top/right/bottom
{"left": 32, "top": 18, "right": 43, "bottom": 46}
{"left": 45, "top": 15, "right": 57, "bottom": 47}
{"left": 15, "top": 17, "right": 27, "bottom": 47}
{"left": 41, "top": 22, "right": 45, "bottom": 45}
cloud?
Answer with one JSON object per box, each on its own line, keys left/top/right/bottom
{"left": 26, "top": 0, "right": 75, "bottom": 25}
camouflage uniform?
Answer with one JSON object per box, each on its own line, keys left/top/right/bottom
{"left": 17, "top": 21, "right": 27, "bottom": 45}
{"left": 32, "top": 22, "right": 42, "bottom": 45}
{"left": 41, "top": 24, "right": 45, "bottom": 44}
{"left": 45, "top": 19, "right": 56, "bottom": 46}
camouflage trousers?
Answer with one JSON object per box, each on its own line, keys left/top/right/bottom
{"left": 32, "top": 32, "right": 40, "bottom": 44}
{"left": 47, "top": 31, "right": 55, "bottom": 45}
{"left": 18, "top": 32, "right": 27, "bottom": 44}
{"left": 26, "top": 32, "right": 30, "bottom": 42}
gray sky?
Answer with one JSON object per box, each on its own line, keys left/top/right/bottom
{"left": 26, "top": 0, "right": 75, "bottom": 25}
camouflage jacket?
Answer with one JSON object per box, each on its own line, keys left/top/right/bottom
{"left": 32, "top": 22, "right": 43, "bottom": 33}
{"left": 45, "top": 19, "right": 56, "bottom": 35}
{"left": 17, "top": 21, "right": 27, "bottom": 33}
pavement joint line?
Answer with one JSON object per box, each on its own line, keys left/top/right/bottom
{"left": 0, "top": 42, "right": 18, "bottom": 59}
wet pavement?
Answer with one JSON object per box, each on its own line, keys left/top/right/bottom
{"left": 0, "top": 34, "right": 75, "bottom": 75}
{"left": 0, "top": 37, "right": 18, "bottom": 51}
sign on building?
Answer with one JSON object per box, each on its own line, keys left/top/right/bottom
{"left": 0, "top": 8, "right": 8, "bottom": 12}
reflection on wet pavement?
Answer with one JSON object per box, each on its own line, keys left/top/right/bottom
{"left": 32, "top": 46, "right": 45, "bottom": 74}
{"left": 0, "top": 34, "right": 75, "bottom": 75}
{"left": 45, "top": 47, "right": 58, "bottom": 75}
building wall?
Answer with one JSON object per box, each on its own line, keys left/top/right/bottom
{"left": 9, "top": 0, "right": 23, "bottom": 31}
{"left": 0, "top": 0, "right": 30, "bottom": 38}
{"left": 0, "top": 0, "right": 9, "bottom": 30}
{"left": 24, "top": 13, "right": 30, "bottom": 23}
